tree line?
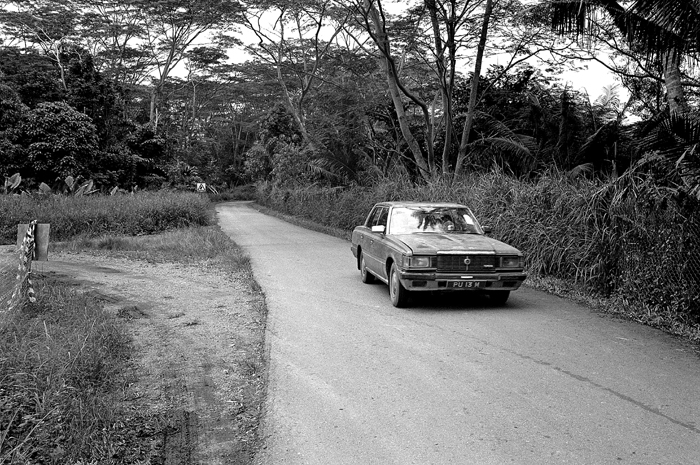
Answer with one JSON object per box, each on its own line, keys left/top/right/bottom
{"left": 0, "top": 0, "right": 698, "bottom": 192}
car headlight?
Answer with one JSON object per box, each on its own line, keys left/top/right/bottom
{"left": 500, "top": 256, "right": 523, "bottom": 268}
{"left": 403, "top": 256, "right": 432, "bottom": 268}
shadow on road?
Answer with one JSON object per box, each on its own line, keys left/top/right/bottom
{"left": 395, "top": 290, "right": 527, "bottom": 312}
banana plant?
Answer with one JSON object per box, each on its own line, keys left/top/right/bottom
{"left": 74, "top": 180, "right": 97, "bottom": 196}
{"left": 3, "top": 173, "right": 21, "bottom": 194}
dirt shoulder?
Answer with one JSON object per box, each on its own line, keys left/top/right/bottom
{"left": 32, "top": 249, "right": 267, "bottom": 464}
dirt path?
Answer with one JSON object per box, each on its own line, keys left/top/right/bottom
{"left": 32, "top": 250, "right": 266, "bottom": 464}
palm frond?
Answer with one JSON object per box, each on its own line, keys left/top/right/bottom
{"left": 476, "top": 137, "right": 533, "bottom": 159}
{"left": 579, "top": 120, "right": 619, "bottom": 156}
{"left": 634, "top": 111, "right": 700, "bottom": 157}
{"left": 631, "top": 0, "right": 700, "bottom": 55}
{"left": 568, "top": 163, "right": 595, "bottom": 178}
{"left": 549, "top": 0, "right": 690, "bottom": 64}
{"left": 308, "top": 156, "right": 352, "bottom": 182}
{"left": 517, "top": 134, "right": 540, "bottom": 154}
{"left": 473, "top": 111, "right": 528, "bottom": 142}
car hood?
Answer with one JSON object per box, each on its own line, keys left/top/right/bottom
{"left": 392, "top": 233, "right": 521, "bottom": 255}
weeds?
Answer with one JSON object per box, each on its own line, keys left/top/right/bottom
{"left": 0, "top": 191, "right": 212, "bottom": 243}
{"left": 0, "top": 281, "right": 153, "bottom": 464}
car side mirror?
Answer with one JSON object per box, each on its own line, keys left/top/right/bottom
{"left": 482, "top": 226, "right": 492, "bottom": 234}
{"left": 371, "top": 225, "right": 386, "bottom": 234}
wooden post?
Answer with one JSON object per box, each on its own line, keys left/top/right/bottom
{"left": 16, "top": 223, "right": 50, "bottom": 261}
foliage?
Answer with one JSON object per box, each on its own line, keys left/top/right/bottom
{"left": 269, "top": 143, "right": 316, "bottom": 187}
{"left": 0, "top": 191, "right": 212, "bottom": 243}
{"left": 2, "top": 173, "right": 21, "bottom": 194}
{"left": 18, "top": 102, "right": 101, "bottom": 186}
{"left": 244, "top": 143, "right": 272, "bottom": 182}
{"left": 0, "top": 0, "right": 697, "bottom": 190}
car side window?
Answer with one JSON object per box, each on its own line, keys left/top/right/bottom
{"left": 365, "top": 207, "right": 380, "bottom": 227}
{"left": 375, "top": 207, "right": 389, "bottom": 227}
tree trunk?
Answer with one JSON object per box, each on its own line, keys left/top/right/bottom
{"left": 426, "top": 0, "right": 453, "bottom": 175}
{"left": 365, "top": 0, "right": 431, "bottom": 180}
{"left": 454, "top": 0, "right": 493, "bottom": 179}
{"left": 663, "top": 52, "right": 689, "bottom": 114}
{"left": 150, "top": 90, "right": 158, "bottom": 129}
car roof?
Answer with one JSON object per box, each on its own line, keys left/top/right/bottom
{"left": 374, "top": 201, "right": 468, "bottom": 209}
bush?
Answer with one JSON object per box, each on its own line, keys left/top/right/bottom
{"left": 0, "top": 191, "right": 212, "bottom": 243}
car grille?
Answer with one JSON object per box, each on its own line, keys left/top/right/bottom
{"left": 437, "top": 255, "right": 497, "bottom": 272}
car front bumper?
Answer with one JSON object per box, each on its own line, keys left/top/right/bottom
{"left": 397, "top": 270, "right": 527, "bottom": 292}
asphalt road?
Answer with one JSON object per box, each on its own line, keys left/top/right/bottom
{"left": 216, "top": 201, "right": 700, "bottom": 465}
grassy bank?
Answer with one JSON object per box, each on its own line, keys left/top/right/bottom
{"left": 0, "top": 192, "right": 212, "bottom": 243}
{"left": 256, "top": 173, "right": 700, "bottom": 343}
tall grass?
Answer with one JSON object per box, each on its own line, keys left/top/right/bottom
{"left": 0, "top": 192, "right": 212, "bottom": 244}
{"left": 0, "top": 283, "right": 138, "bottom": 463}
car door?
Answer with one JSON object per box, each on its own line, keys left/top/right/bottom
{"left": 356, "top": 206, "right": 380, "bottom": 268}
{"left": 365, "top": 206, "right": 389, "bottom": 279}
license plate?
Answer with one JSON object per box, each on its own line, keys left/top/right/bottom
{"left": 448, "top": 281, "right": 483, "bottom": 288}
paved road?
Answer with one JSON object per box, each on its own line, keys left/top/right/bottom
{"left": 216, "top": 202, "right": 700, "bottom": 465}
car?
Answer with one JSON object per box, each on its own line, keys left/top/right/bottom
{"left": 350, "top": 202, "right": 526, "bottom": 307}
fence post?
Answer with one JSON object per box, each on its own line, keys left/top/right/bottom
{"left": 17, "top": 223, "right": 50, "bottom": 261}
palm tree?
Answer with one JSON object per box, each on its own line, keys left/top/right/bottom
{"left": 549, "top": 0, "right": 700, "bottom": 114}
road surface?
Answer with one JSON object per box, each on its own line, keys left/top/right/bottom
{"left": 217, "top": 201, "right": 699, "bottom": 465}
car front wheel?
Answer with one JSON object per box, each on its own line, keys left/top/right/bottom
{"left": 360, "top": 252, "right": 375, "bottom": 284}
{"left": 389, "top": 263, "right": 409, "bottom": 307}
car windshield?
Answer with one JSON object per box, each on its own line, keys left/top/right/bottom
{"left": 389, "top": 206, "right": 482, "bottom": 235}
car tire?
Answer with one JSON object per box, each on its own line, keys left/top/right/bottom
{"left": 488, "top": 290, "right": 510, "bottom": 305}
{"left": 389, "top": 263, "right": 409, "bottom": 308}
{"left": 360, "top": 252, "right": 375, "bottom": 284}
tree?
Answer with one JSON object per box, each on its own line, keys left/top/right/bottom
{"left": 0, "top": 1, "right": 89, "bottom": 91}
{"left": 548, "top": 0, "right": 700, "bottom": 115}
{"left": 355, "top": 0, "right": 433, "bottom": 180}
{"left": 19, "top": 101, "right": 101, "bottom": 185}
{"left": 0, "top": 47, "right": 65, "bottom": 106}
{"left": 349, "top": 0, "right": 584, "bottom": 178}
{"left": 0, "top": 83, "right": 27, "bottom": 178}
{"left": 454, "top": 0, "right": 493, "bottom": 178}
{"left": 241, "top": 0, "right": 349, "bottom": 144}
{"left": 75, "top": 0, "right": 151, "bottom": 87}
{"left": 135, "top": 0, "right": 242, "bottom": 125}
